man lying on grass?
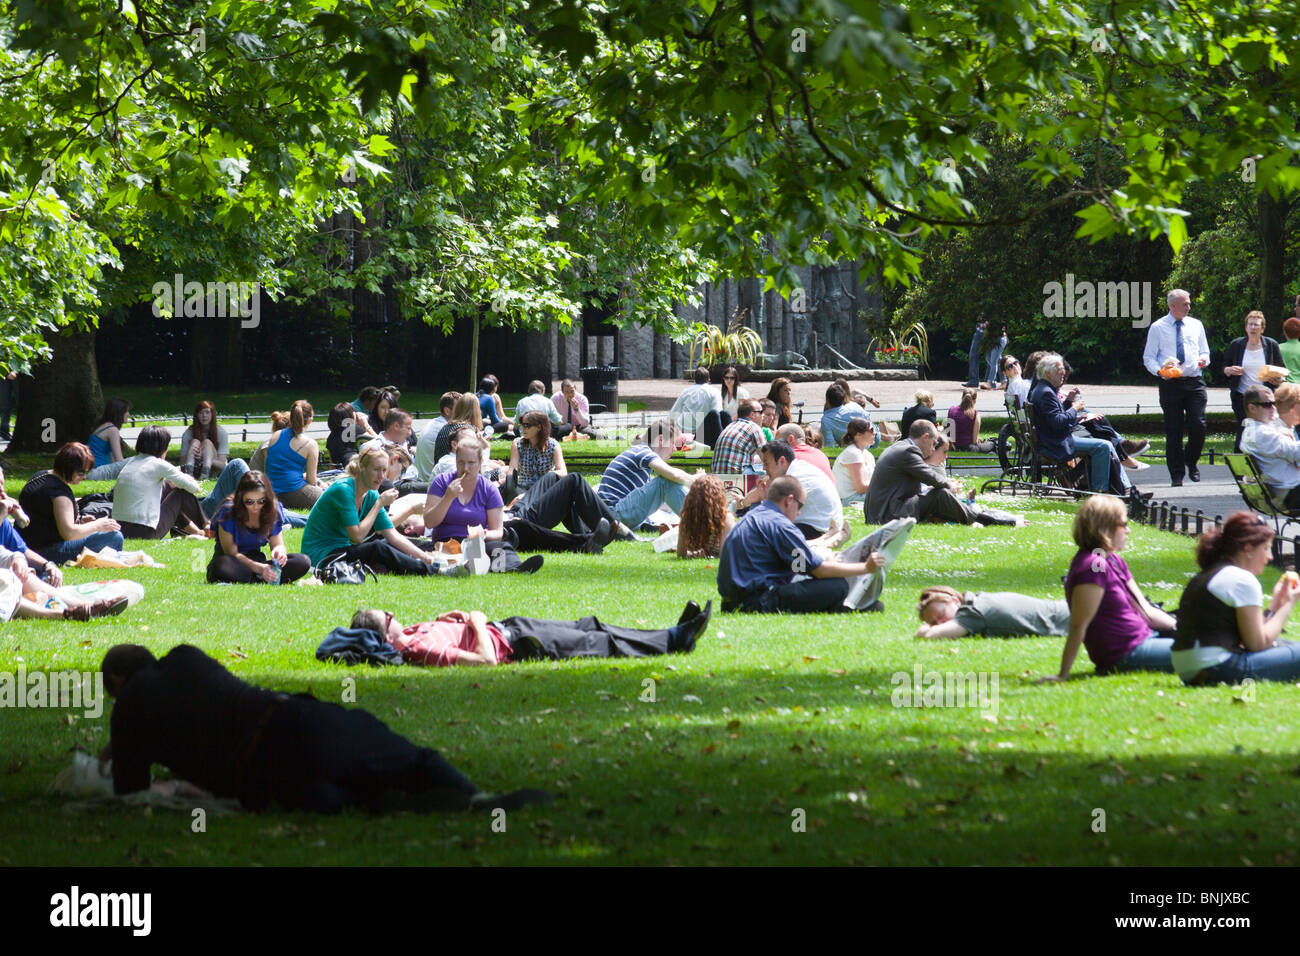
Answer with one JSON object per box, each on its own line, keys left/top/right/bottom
{"left": 101, "top": 643, "right": 551, "bottom": 813}
{"left": 349, "top": 600, "right": 712, "bottom": 666}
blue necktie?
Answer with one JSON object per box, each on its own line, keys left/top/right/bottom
{"left": 1175, "top": 319, "right": 1185, "bottom": 366}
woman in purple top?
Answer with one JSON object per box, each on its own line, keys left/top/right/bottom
{"left": 1042, "top": 496, "right": 1175, "bottom": 681}
{"left": 946, "top": 388, "right": 994, "bottom": 452}
{"left": 206, "top": 471, "right": 310, "bottom": 585}
{"left": 423, "top": 436, "right": 611, "bottom": 558}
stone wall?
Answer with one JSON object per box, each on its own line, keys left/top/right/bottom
{"left": 541, "top": 260, "right": 885, "bottom": 381}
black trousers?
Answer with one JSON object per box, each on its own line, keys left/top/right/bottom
{"left": 243, "top": 696, "right": 478, "bottom": 812}
{"left": 702, "top": 410, "right": 732, "bottom": 448}
{"left": 552, "top": 423, "right": 574, "bottom": 439}
{"left": 503, "top": 518, "right": 589, "bottom": 553}
{"left": 1230, "top": 388, "right": 1247, "bottom": 452}
{"left": 1159, "top": 376, "right": 1208, "bottom": 480}
{"left": 207, "top": 550, "right": 311, "bottom": 584}
{"left": 900, "top": 486, "right": 979, "bottom": 525}
{"left": 515, "top": 471, "right": 617, "bottom": 534}
{"left": 502, "top": 615, "right": 677, "bottom": 659}
{"left": 325, "top": 539, "right": 432, "bottom": 575}
{"left": 119, "top": 486, "right": 206, "bottom": 539}
{"left": 724, "top": 577, "right": 851, "bottom": 614}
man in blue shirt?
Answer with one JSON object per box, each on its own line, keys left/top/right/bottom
{"left": 1142, "top": 288, "right": 1211, "bottom": 485}
{"left": 717, "top": 476, "right": 891, "bottom": 613}
{"left": 819, "top": 383, "right": 869, "bottom": 447}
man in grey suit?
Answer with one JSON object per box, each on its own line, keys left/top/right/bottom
{"left": 865, "top": 421, "right": 1022, "bottom": 527}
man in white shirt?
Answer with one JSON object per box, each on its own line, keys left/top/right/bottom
{"left": 1239, "top": 384, "right": 1300, "bottom": 508}
{"left": 516, "top": 381, "right": 572, "bottom": 438}
{"left": 741, "top": 439, "right": 848, "bottom": 549}
{"left": 668, "top": 367, "right": 722, "bottom": 438}
{"left": 414, "top": 391, "right": 460, "bottom": 481}
{"left": 552, "top": 380, "right": 606, "bottom": 440}
{"left": 1142, "top": 288, "right": 1211, "bottom": 486}
{"left": 362, "top": 408, "right": 414, "bottom": 456}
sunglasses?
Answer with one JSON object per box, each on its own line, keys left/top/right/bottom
{"left": 242, "top": 497, "right": 267, "bottom": 507}
{"left": 1250, "top": 401, "right": 1276, "bottom": 408}
{"left": 788, "top": 495, "right": 805, "bottom": 512}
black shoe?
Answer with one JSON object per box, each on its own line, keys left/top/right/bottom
{"left": 517, "top": 555, "right": 544, "bottom": 574}
{"left": 1188, "top": 466, "right": 1200, "bottom": 482}
{"left": 864, "top": 599, "right": 886, "bottom": 613}
{"left": 677, "top": 600, "right": 702, "bottom": 627}
{"left": 671, "top": 600, "right": 712, "bottom": 653}
{"left": 581, "top": 518, "right": 614, "bottom": 555}
{"left": 1171, "top": 478, "right": 1183, "bottom": 487}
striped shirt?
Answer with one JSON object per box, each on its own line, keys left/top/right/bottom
{"left": 598, "top": 445, "right": 660, "bottom": 505}
{"left": 711, "top": 420, "right": 765, "bottom": 475}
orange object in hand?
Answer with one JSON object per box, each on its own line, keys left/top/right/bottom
{"left": 1285, "top": 571, "right": 1299, "bottom": 589}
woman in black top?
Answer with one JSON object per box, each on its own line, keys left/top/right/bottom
{"left": 1223, "top": 310, "right": 1284, "bottom": 451}
{"left": 18, "top": 443, "right": 125, "bottom": 564}
{"left": 899, "top": 389, "right": 937, "bottom": 437}
{"left": 1172, "top": 511, "right": 1300, "bottom": 684}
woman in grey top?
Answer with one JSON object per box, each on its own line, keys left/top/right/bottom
{"left": 914, "top": 585, "right": 1071, "bottom": 639}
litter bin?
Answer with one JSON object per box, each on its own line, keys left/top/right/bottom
{"left": 580, "top": 365, "right": 620, "bottom": 414}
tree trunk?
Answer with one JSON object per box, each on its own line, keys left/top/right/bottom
{"left": 1258, "top": 192, "right": 1291, "bottom": 335}
{"left": 9, "top": 329, "right": 103, "bottom": 453}
{"left": 189, "top": 314, "right": 242, "bottom": 390}
{"left": 469, "top": 312, "right": 481, "bottom": 391}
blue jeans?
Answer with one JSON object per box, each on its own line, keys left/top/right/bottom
{"left": 86, "top": 459, "right": 128, "bottom": 482}
{"left": 38, "top": 530, "right": 125, "bottom": 565}
{"left": 199, "top": 459, "right": 250, "bottom": 519}
{"left": 609, "top": 477, "right": 687, "bottom": 529}
{"left": 1104, "top": 633, "right": 1174, "bottom": 674}
{"left": 1194, "top": 638, "right": 1300, "bottom": 684}
{"left": 841, "top": 491, "right": 868, "bottom": 506}
{"left": 985, "top": 346, "right": 1003, "bottom": 384}
{"left": 1072, "top": 435, "right": 1113, "bottom": 492}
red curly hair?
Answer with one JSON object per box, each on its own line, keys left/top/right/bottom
{"left": 677, "top": 475, "right": 730, "bottom": 558}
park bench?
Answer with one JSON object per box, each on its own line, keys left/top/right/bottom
{"left": 1225, "top": 453, "right": 1300, "bottom": 539}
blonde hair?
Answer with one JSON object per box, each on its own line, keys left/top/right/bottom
{"left": 450, "top": 393, "right": 483, "bottom": 430}
{"left": 914, "top": 390, "right": 934, "bottom": 407}
{"left": 1245, "top": 309, "right": 1265, "bottom": 326}
{"left": 1072, "top": 495, "right": 1127, "bottom": 551}
{"left": 1275, "top": 383, "right": 1300, "bottom": 415}
{"left": 346, "top": 445, "right": 389, "bottom": 479}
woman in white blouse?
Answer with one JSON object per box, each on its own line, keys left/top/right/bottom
{"left": 113, "top": 426, "right": 248, "bottom": 538}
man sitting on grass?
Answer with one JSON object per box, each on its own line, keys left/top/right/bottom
{"left": 597, "top": 420, "right": 697, "bottom": 534}
{"left": 347, "top": 600, "right": 712, "bottom": 666}
{"left": 738, "top": 440, "right": 848, "bottom": 549}
{"left": 717, "top": 476, "right": 912, "bottom": 614}
{"left": 100, "top": 643, "right": 551, "bottom": 813}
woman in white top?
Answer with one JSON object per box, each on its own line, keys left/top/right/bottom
{"left": 178, "top": 400, "right": 229, "bottom": 479}
{"left": 1172, "top": 510, "right": 1300, "bottom": 684}
{"left": 832, "top": 418, "right": 876, "bottom": 504}
{"left": 1223, "top": 310, "right": 1283, "bottom": 451}
{"left": 719, "top": 366, "right": 750, "bottom": 418}
{"left": 1002, "top": 355, "right": 1030, "bottom": 409}
{"left": 113, "top": 426, "right": 208, "bottom": 538}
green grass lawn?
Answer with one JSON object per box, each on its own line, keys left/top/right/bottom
{"left": 1, "top": 480, "right": 1297, "bottom": 866}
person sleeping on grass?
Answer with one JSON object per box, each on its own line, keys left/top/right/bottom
{"left": 914, "top": 585, "right": 1071, "bottom": 639}
{"left": 348, "top": 600, "right": 712, "bottom": 667}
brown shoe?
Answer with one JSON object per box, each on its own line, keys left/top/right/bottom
{"left": 1120, "top": 439, "right": 1150, "bottom": 458}
{"left": 62, "top": 603, "right": 90, "bottom": 622}
{"left": 87, "top": 596, "right": 129, "bottom": 619}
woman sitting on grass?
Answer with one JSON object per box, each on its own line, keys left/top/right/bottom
{"left": 946, "top": 387, "right": 995, "bottom": 453}
{"left": 507, "top": 410, "right": 566, "bottom": 497}
{"left": 178, "top": 400, "right": 229, "bottom": 479}
{"left": 899, "top": 390, "right": 936, "bottom": 438}
{"left": 18, "top": 443, "right": 124, "bottom": 563}
{"left": 1171, "top": 510, "right": 1300, "bottom": 685}
{"left": 207, "top": 471, "right": 310, "bottom": 585}
{"left": 348, "top": 600, "right": 711, "bottom": 667}
{"left": 264, "top": 400, "right": 323, "bottom": 511}
{"left": 424, "top": 436, "right": 610, "bottom": 560}
{"left": 832, "top": 417, "right": 876, "bottom": 505}
{"left": 1041, "top": 496, "right": 1176, "bottom": 682}
{"left": 86, "top": 397, "right": 131, "bottom": 480}
{"left": 301, "top": 446, "right": 443, "bottom": 576}
{"left": 676, "top": 475, "right": 734, "bottom": 559}
{"left": 914, "top": 585, "right": 1070, "bottom": 639}
{"left": 113, "top": 426, "right": 249, "bottom": 540}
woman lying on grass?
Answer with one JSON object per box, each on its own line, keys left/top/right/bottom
{"left": 1172, "top": 511, "right": 1300, "bottom": 685}
{"left": 350, "top": 600, "right": 712, "bottom": 666}
{"left": 913, "top": 585, "right": 1070, "bottom": 639}
{"left": 1041, "top": 495, "right": 1177, "bottom": 681}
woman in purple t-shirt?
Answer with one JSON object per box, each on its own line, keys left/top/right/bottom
{"left": 946, "top": 388, "right": 995, "bottom": 452}
{"left": 1043, "top": 496, "right": 1176, "bottom": 681}
{"left": 423, "top": 437, "right": 611, "bottom": 562}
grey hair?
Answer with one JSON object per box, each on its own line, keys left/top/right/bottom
{"left": 1035, "top": 352, "right": 1064, "bottom": 380}
{"left": 1167, "top": 288, "right": 1190, "bottom": 306}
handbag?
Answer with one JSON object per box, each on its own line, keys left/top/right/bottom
{"left": 313, "top": 553, "right": 378, "bottom": 585}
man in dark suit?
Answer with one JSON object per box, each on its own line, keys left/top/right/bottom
{"left": 865, "top": 420, "right": 1021, "bottom": 527}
